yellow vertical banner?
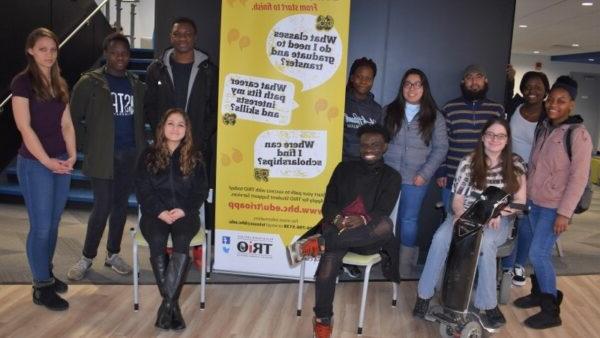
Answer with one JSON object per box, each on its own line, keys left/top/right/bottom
{"left": 214, "top": 0, "right": 350, "bottom": 278}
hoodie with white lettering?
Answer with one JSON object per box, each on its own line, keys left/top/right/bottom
{"left": 342, "top": 90, "right": 383, "bottom": 162}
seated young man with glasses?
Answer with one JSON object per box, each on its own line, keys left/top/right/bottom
{"left": 413, "top": 118, "right": 526, "bottom": 330}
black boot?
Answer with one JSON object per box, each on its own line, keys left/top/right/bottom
{"left": 514, "top": 274, "right": 540, "bottom": 308}
{"left": 524, "top": 292, "right": 563, "bottom": 329}
{"left": 49, "top": 268, "right": 68, "bottom": 294}
{"left": 413, "top": 296, "right": 431, "bottom": 319}
{"left": 164, "top": 252, "right": 191, "bottom": 331}
{"left": 32, "top": 280, "right": 69, "bottom": 311}
{"left": 150, "top": 255, "right": 169, "bottom": 329}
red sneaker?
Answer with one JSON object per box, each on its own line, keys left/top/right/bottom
{"left": 313, "top": 317, "right": 332, "bottom": 338}
{"left": 286, "top": 235, "right": 324, "bottom": 265}
{"left": 300, "top": 236, "right": 323, "bottom": 257}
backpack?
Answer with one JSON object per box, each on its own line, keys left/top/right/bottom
{"left": 535, "top": 123, "right": 593, "bottom": 214}
{"left": 564, "top": 125, "right": 593, "bottom": 213}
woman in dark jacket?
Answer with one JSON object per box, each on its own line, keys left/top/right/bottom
{"left": 135, "top": 108, "right": 208, "bottom": 331}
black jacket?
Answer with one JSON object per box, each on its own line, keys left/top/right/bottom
{"left": 135, "top": 147, "right": 208, "bottom": 219}
{"left": 144, "top": 48, "right": 218, "bottom": 156}
{"left": 322, "top": 159, "right": 401, "bottom": 224}
{"left": 70, "top": 67, "right": 147, "bottom": 179}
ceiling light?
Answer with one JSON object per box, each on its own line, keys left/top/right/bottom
{"left": 572, "top": 43, "right": 580, "bottom": 47}
{"left": 519, "top": 24, "right": 528, "bottom": 28}
{"left": 589, "top": 58, "right": 596, "bottom": 62}
{"left": 533, "top": 50, "right": 540, "bottom": 54}
{"left": 581, "top": 2, "right": 594, "bottom": 6}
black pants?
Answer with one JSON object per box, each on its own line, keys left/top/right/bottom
{"left": 139, "top": 214, "right": 200, "bottom": 258}
{"left": 82, "top": 148, "right": 136, "bottom": 259}
{"left": 313, "top": 216, "right": 396, "bottom": 319}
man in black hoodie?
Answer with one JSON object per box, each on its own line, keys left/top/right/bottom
{"left": 144, "top": 17, "right": 218, "bottom": 231}
{"left": 287, "top": 124, "right": 401, "bottom": 338}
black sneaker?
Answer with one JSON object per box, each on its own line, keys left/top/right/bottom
{"left": 480, "top": 306, "right": 506, "bottom": 330}
{"left": 512, "top": 265, "right": 526, "bottom": 286}
{"left": 413, "top": 296, "right": 430, "bottom": 319}
{"left": 342, "top": 264, "right": 361, "bottom": 279}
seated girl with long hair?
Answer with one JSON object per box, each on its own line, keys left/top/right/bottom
{"left": 135, "top": 108, "right": 208, "bottom": 331}
{"left": 413, "top": 118, "right": 526, "bottom": 330}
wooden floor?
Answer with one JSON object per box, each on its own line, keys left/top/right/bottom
{"left": 0, "top": 276, "right": 598, "bottom": 338}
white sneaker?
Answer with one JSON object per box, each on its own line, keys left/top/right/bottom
{"left": 67, "top": 256, "right": 92, "bottom": 281}
{"left": 512, "top": 265, "right": 527, "bottom": 286}
{"left": 104, "top": 253, "right": 132, "bottom": 275}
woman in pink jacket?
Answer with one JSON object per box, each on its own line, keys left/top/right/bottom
{"left": 514, "top": 76, "right": 592, "bottom": 329}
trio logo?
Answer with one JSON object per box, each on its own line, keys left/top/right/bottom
{"left": 236, "top": 240, "right": 273, "bottom": 256}
{"left": 222, "top": 236, "right": 231, "bottom": 254}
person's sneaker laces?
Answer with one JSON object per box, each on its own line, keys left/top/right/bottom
{"left": 512, "top": 265, "right": 526, "bottom": 286}
{"left": 67, "top": 256, "right": 92, "bottom": 281}
{"left": 481, "top": 306, "right": 506, "bottom": 330}
{"left": 413, "top": 296, "right": 431, "bottom": 319}
{"left": 313, "top": 317, "right": 332, "bottom": 338}
{"left": 104, "top": 253, "right": 132, "bottom": 275}
{"left": 342, "top": 264, "right": 361, "bottom": 279}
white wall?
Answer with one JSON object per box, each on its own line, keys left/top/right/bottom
{"left": 511, "top": 53, "right": 600, "bottom": 151}
{"left": 96, "top": 0, "right": 155, "bottom": 48}
{"left": 511, "top": 53, "right": 600, "bottom": 90}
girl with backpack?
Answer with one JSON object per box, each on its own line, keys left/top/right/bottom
{"left": 514, "top": 76, "right": 593, "bottom": 329}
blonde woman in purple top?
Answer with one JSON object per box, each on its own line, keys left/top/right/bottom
{"left": 11, "top": 28, "right": 76, "bottom": 311}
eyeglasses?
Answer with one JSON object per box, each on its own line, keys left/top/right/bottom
{"left": 403, "top": 81, "right": 423, "bottom": 89}
{"left": 483, "top": 132, "right": 508, "bottom": 141}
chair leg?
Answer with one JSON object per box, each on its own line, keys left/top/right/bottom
{"left": 200, "top": 240, "right": 207, "bottom": 310}
{"left": 206, "top": 229, "right": 212, "bottom": 274}
{"left": 392, "top": 282, "right": 398, "bottom": 307}
{"left": 297, "top": 260, "right": 305, "bottom": 316}
{"left": 358, "top": 263, "right": 373, "bottom": 335}
{"left": 131, "top": 228, "right": 139, "bottom": 311}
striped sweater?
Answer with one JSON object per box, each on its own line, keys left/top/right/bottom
{"left": 435, "top": 97, "right": 505, "bottom": 188}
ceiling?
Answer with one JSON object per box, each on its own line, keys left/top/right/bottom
{"left": 512, "top": 0, "right": 600, "bottom": 62}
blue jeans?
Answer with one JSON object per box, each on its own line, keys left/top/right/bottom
{"left": 396, "top": 183, "right": 429, "bottom": 247}
{"left": 441, "top": 187, "right": 453, "bottom": 216}
{"left": 418, "top": 215, "right": 511, "bottom": 310}
{"left": 526, "top": 201, "right": 559, "bottom": 296}
{"left": 17, "top": 155, "right": 71, "bottom": 282}
{"left": 501, "top": 213, "right": 533, "bottom": 269}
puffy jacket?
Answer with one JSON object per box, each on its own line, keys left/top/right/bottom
{"left": 144, "top": 48, "right": 218, "bottom": 156}
{"left": 135, "top": 146, "right": 208, "bottom": 219}
{"left": 528, "top": 116, "right": 593, "bottom": 217}
{"left": 384, "top": 110, "right": 448, "bottom": 184}
{"left": 70, "top": 67, "right": 146, "bottom": 179}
